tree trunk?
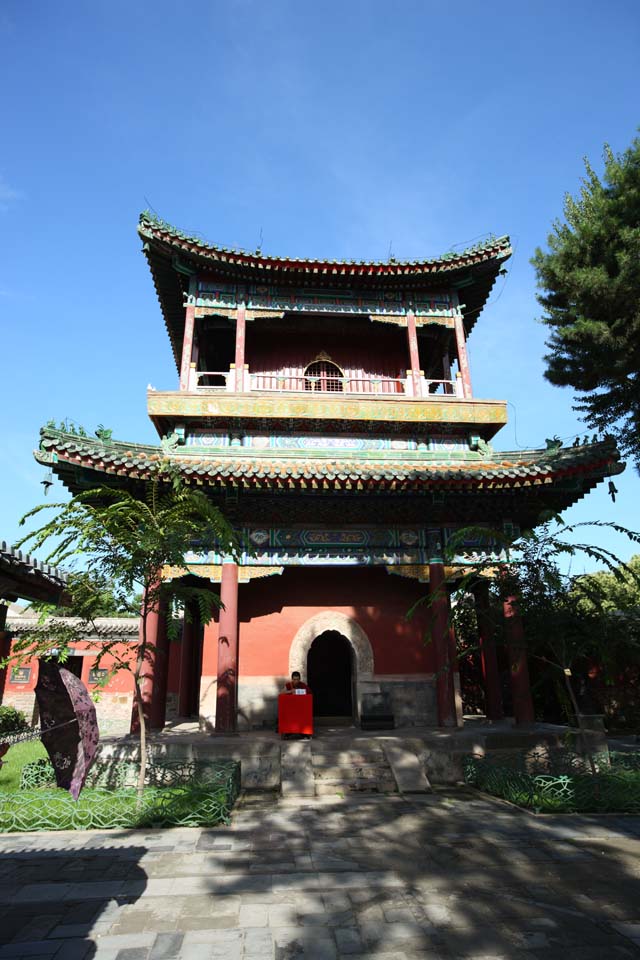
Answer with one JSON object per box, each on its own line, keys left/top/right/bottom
{"left": 135, "top": 598, "right": 149, "bottom": 798}
{"left": 563, "top": 671, "right": 597, "bottom": 776}
{"left": 135, "top": 674, "right": 147, "bottom": 797}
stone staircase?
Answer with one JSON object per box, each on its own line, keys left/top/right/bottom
{"left": 312, "top": 742, "right": 398, "bottom": 796}
{"left": 279, "top": 737, "right": 432, "bottom": 798}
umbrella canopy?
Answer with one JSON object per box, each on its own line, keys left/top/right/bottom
{"left": 35, "top": 660, "right": 99, "bottom": 800}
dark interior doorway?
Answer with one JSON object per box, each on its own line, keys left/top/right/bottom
{"left": 307, "top": 630, "right": 353, "bottom": 718}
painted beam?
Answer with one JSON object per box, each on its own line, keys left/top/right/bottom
{"left": 147, "top": 391, "right": 508, "bottom": 433}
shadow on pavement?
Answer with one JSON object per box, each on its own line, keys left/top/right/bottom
{"left": 1, "top": 789, "right": 640, "bottom": 959}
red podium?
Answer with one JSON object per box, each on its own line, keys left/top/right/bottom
{"left": 278, "top": 693, "right": 314, "bottom": 736}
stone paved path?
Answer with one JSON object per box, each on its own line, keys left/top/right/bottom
{"left": 1, "top": 787, "right": 640, "bottom": 959}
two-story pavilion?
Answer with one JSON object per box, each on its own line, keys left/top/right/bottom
{"left": 35, "top": 213, "right": 624, "bottom": 733}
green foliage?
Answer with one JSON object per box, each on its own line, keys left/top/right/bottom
{"left": 30, "top": 572, "right": 140, "bottom": 619}
{"left": 0, "top": 741, "right": 48, "bottom": 792}
{"left": 531, "top": 136, "right": 640, "bottom": 466}
{"left": 10, "top": 470, "right": 238, "bottom": 670}
{"left": 465, "top": 753, "right": 640, "bottom": 813}
{"left": 573, "top": 554, "right": 640, "bottom": 615}
{"left": 0, "top": 759, "right": 240, "bottom": 832}
{"left": 447, "top": 519, "right": 640, "bottom": 725}
{"left": 0, "top": 706, "right": 29, "bottom": 738}
{"left": 6, "top": 466, "right": 239, "bottom": 786}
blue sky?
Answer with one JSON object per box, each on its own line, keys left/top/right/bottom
{"left": 1, "top": 0, "right": 639, "bottom": 571}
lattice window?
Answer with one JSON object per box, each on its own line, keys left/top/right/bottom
{"left": 304, "top": 357, "right": 345, "bottom": 392}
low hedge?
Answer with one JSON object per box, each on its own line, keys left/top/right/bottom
{"left": 0, "top": 706, "right": 29, "bottom": 738}
{"left": 1, "top": 758, "right": 240, "bottom": 832}
{"left": 464, "top": 751, "right": 640, "bottom": 814}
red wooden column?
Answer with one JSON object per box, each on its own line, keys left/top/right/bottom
{"left": 131, "top": 588, "right": 169, "bottom": 732}
{"left": 178, "top": 602, "right": 198, "bottom": 717}
{"left": 429, "top": 560, "right": 457, "bottom": 727}
{"left": 0, "top": 603, "right": 10, "bottom": 704}
{"left": 453, "top": 314, "right": 472, "bottom": 398}
{"left": 180, "top": 303, "right": 196, "bottom": 390}
{"left": 503, "top": 594, "right": 535, "bottom": 725}
{"left": 234, "top": 304, "right": 247, "bottom": 391}
{"left": 405, "top": 309, "right": 423, "bottom": 397}
{"left": 472, "top": 580, "right": 504, "bottom": 722}
{"left": 215, "top": 562, "right": 239, "bottom": 732}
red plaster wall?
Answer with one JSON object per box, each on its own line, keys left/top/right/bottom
{"left": 2, "top": 640, "right": 137, "bottom": 697}
{"left": 232, "top": 567, "right": 434, "bottom": 677}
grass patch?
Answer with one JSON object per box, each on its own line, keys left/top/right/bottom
{"left": 464, "top": 754, "right": 640, "bottom": 814}
{"left": 0, "top": 741, "right": 47, "bottom": 792}
{"left": 0, "top": 756, "right": 241, "bottom": 832}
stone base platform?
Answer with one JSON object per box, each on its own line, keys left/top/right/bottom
{"left": 98, "top": 720, "right": 590, "bottom": 797}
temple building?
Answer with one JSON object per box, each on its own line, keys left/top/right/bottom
{"left": 30, "top": 213, "right": 623, "bottom": 733}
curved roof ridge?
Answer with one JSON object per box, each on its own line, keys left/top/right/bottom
{"left": 38, "top": 427, "right": 623, "bottom": 475}
{"left": 138, "top": 210, "right": 511, "bottom": 270}
{"left": 1, "top": 539, "right": 68, "bottom": 584}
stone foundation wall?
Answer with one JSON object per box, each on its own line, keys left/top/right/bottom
{"left": 94, "top": 693, "right": 133, "bottom": 737}
{"left": 237, "top": 678, "right": 287, "bottom": 730}
{"left": 229, "top": 674, "right": 438, "bottom": 729}
{"left": 376, "top": 677, "right": 438, "bottom": 727}
{"left": 0, "top": 690, "right": 38, "bottom": 724}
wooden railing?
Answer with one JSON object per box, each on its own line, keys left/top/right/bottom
{"left": 193, "top": 369, "right": 463, "bottom": 397}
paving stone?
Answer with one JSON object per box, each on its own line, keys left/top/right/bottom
{"left": 0, "top": 942, "right": 60, "bottom": 958}
{"left": 54, "top": 945, "right": 96, "bottom": 960}
{"left": 238, "top": 904, "right": 269, "bottom": 926}
{"left": 268, "top": 903, "right": 299, "bottom": 926}
{"left": 86, "top": 935, "right": 156, "bottom": 951}
{"left": 2, "top": 785, "right": 640, "bottom": 959}
{"left": 383, "top": 906, "right": 417, "bottom": 923}
{"left": 175, "top": 947, "right": 212, "bottom": 960}
{"left": 301, "top": 939, "right": 337, "bottom": 960}
{"left": 114, "top": 950, "right": 150, "bottom": 960}
{"left": 183, "top": 930, "right": 242, "bottom": 945}
{"left": 334, "top": 926, "right": 363, "bottom": 953}
{"left": 243, "top": 927, "right": 275, "bottom": 958}
{"left": 149, "top": 933, "right": 184, "bottom": 958}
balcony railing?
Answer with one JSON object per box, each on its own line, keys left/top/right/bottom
{"left": 193, "top": 369, "right": 463, "bottom": 398}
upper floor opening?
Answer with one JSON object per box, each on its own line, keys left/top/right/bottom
{"left": 189, "top": 311, "right": 467, "bottom": 399}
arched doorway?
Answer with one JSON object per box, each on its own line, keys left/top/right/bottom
{"left": 289, "top": 611, "right": 375, "bottom": 724}
{"left": 307, "top": 630, "right": 353, "bottom": 719}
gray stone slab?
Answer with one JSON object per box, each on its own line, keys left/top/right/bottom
{"left": 384, "top": 743, "right": 432, "bottom": 793}
{"left": 11, "top": 882, "right": 74, "bottom": 903}
{"left": 0, "top": 943, "right": 60, "bottom": 958}
{"left": 149, "top": 933, "right": 184, "bottom": 959}
{"left": 335, "top": 926, "right": 364, "bottom": 953}
{"left": 281, "top": 740, "right": 315, "bottom": 797}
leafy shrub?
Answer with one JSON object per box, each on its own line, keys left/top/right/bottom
{"left": 0, "top": 706, "right": 29, "bottom": 738}
{"left": 464, "top": 752, "right": 640, "bottom": 813}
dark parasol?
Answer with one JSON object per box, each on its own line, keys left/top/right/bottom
{"left": 35, "top": 660, "right": 100, "bottom": 800}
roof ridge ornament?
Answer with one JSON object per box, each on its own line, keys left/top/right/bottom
{"left": 138, "top": 210, "right": 512, "bottom": 270}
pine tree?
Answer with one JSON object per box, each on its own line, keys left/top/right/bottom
{"left": 532, "top": 136, "right": 640, "bottom": 467}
